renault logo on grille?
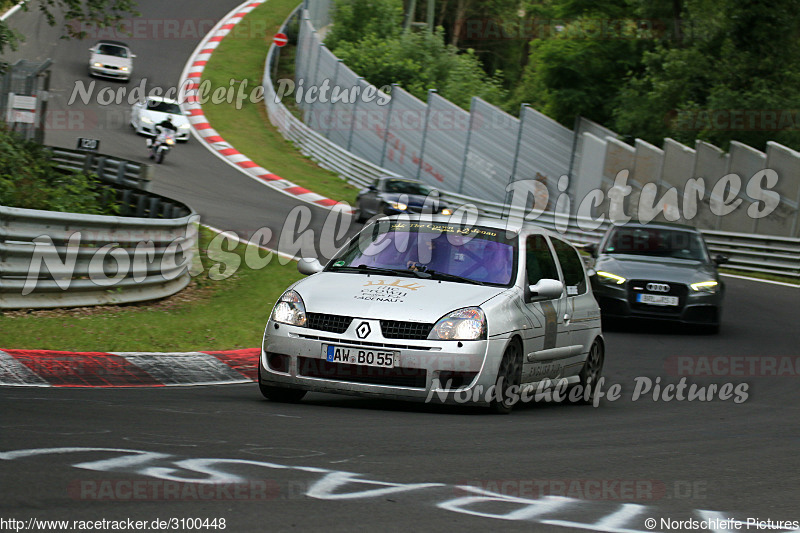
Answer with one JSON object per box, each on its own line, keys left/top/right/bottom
{"left": 356, "top": 322, "right": 371, "bottom": 339}
{"left": 646, "top": 283, "right": 670, "bottom": 292}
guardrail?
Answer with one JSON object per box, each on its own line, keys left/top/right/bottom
{"left": 0, "top": 205, "right": 198, "bottom": 309}
{"left": 262, "top": 5, "right": 800, "bottom": 281}
{"left": 49, "top": 147, "right": 154, "bottom": 191}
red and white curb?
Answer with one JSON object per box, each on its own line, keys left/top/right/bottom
{"left": 179, "top": 0, "right": 347, "bottom": 211}
{"left": 0, "top": 349, "right": 259, "bottom": 387}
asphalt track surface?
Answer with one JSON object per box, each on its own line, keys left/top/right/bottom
{"left": 2, "top": 2, "right": 800, "bottom": 532}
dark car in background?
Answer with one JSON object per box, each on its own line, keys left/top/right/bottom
{"left": 587, "top": 222, "right": 727, "bottom": 332}
{"left": 355, "top": 177, "right": 453, "bottom": 222}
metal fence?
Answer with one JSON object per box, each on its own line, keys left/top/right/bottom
{"left": 1, "top": 150, "right": 197, "bottom": 309}
{"left": 49, "top": 147, "right": 154, "bottom": 192}
{"left": 1, "top": 59, "right": 51, "bottom": 144}
{"left": 0, "top": 206, "right": 198, "bottom": 309}
{"left": 263, "top": 4, "right": 800, "bottom": 279}
{"left": 293, "top": 1, "right": 800, "bottom": 239}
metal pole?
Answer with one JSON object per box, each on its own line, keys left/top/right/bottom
{"left": 325, "top": 58, "right": 342, "bottom": 140}
{"left": 504, "top": 103, "right": 528, "bottom": 208}
{"left": 457, "top": 97, "right": 477, "bottom": 194}
{"left": 416, "top": 89, "right": 435, "bottom": 180}
{"left": 379, "top": 83, "right": 398, "bottom": 168}
{"left": 347, "top": 77, "right": 363, "bottom": 151}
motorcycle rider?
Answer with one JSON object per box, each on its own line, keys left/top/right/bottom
{"left": 156, "top": 116, "right": 176, "bottom": 134}
{"left": 148, "top": 117, "right": 177, "bottom": 161}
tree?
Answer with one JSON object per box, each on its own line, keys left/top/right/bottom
{"left": 1, "top": 0, "right": 139, "bottom": 70}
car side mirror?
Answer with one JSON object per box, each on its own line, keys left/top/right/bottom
{"left": 713, "top": 254, "right": 728, "bottom": 266}
{"left": 582, "top": 243, "right": 597, "bottom": 257}
{"left": 297, "top": 258, "right": 324, "bottom": 276}
{"left": 529, "top": 279, "right": 564, "bottom": 301}
{"left": 368, "top": 184, "right": 377, "bottom": 191}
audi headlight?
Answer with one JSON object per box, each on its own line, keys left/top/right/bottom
{"left": 440, "top": 208, "right": 453, "bottom": 216}
{"left": 595, "top": 271, "right": 626, "bottom": 285}
{"left": 271, "top": 290, "right": 307, "bottom": 326}
{"left": 428, "top": 307, "right": 486, "bottom": 341}
{"left": 691, "top": 280, "right": 718, "bottom": 293}
{"left": 389, "top": 201, "right": 408, "bottom": 211}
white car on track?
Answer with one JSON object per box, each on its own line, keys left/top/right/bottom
{"left": 260, "top": 215, "right": 605, "bottom": 413}
{"left": 130, "top": 97, "right": 191, "bottom": 142}
{"left": 88, "top": 40, "right": 135, "bottom": 81}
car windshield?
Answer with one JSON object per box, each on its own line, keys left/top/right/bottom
{"left": 147, "top": 101, "right": 182, "bottom": 114}
{"left": 603, "top": 227, "right": 708, "bottom": 261}
{"left": 97, "top": 44, "right": 128, "bottom": 58}
{"left": 384, "top": 179, "right": 433, "bottom": 196}
{"left": 329, "top": 220, "right": 517, "bottom": 286}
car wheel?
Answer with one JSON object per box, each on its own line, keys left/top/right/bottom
{"left": 354, "top": 199, "right": 367, "bottom": 223}
{"left": 258, "top": 364, "right": 306, "bottom": 402}
{"left": 574, "top": 338, "right": 604, "bottom": 404}
{"left": 491, "top": 340, "right": 523, "bottom": 414}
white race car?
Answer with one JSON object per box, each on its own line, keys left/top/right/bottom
{"left": 130, "top": 97, "right": 191, "bottom": 142}
{"left": 260, "top": 215, "right": 605, "bottom": 413}
{"left": 89, "top": 40, "right": 135, "bottom": 81}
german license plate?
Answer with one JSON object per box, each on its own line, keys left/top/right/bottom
{"left": 324, "top": 345, "right": 395, "bottom": 367}
{"left": 637, "top": 294, "right": 679, "bottom": 306}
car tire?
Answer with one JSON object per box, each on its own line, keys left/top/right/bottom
{"left": 490, "top": 340, "right": 523, "bottom": 414}
{"left": 354, "top": 199, "right": 367, "bottom": 223}
{"left": 258, "top": 365, "right": 306, "bottom": 403}
{"left": 574, "top": 338, "right": 604, "bottom": 404}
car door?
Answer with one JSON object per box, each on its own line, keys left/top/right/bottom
{"left": 550, "top": 237, "right": 598, "bottom": 376}
{"left": 518, "top": 233, "right": 569, "bottom": 383}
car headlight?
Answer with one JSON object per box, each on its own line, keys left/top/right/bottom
{"left": 93, "top": 62, "right": 103, "bottom": 68}
{"left": 271, "top": 290, "right": 307, "bottom": 326}
{"left": 389, "top": 201, "right": 408, "bottom": 211}
{"left": 428, "top": 307, "right": 486, "bottom": 341}
{"left": 691, "top": 280, "right": 718, "bottom": 293}
{"left": 120, "top": 66, "right": 129, "bottom": 71}
{"left": 166, "top": 138, "right": 175, "bottom": 145}
{"left": 440, "top": 208, "right": 453, "bottom": 216}
{"left": 141, "top": 116, "right": 153, "bottom": 124}
{"left": 595, "top": 271, "right": 626, "bottom": 285}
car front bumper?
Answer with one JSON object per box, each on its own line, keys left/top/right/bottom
{"left": 90, "top": 65, "right": 130, "bottom": 80}
{"left": 260, "top": 320, "right": 506, "bottom": 405}
{"left": 592, "top": 281, "right": 722, "bottom": 325}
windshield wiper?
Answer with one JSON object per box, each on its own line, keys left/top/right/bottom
{"left": 330, "top": 265, "right": 432, "bottom": 278}
{"left": 425, "top": 270, "right": 486, "bottom": 286}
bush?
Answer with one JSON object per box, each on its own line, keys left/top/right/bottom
{"left": 0, "top": 125, "right": 116, "bottom": 215}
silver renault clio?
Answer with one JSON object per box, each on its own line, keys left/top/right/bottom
{"left": 259, "top": 215, "right": 604, "bottom": 413}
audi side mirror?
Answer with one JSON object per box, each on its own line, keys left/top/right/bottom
{"left": 713, "top": 254, "right": 728, "bottom": 266}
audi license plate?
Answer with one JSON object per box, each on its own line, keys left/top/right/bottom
{"left": 637, "top": 294, "right": 679, "bottom": 306}
{"left": 324, "top": 345, "right": 395, "bottom": 367}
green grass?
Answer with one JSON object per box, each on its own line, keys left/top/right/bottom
{"left": 199, "top": 0, "right": 360, "bottom": 203}
{"left": 0, "top": 228, "right": 304, "bottom": 351}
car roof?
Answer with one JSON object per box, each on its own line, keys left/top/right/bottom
{"left": 607, "top": 221, "right": 701, "bottom": 233}
{"left": 95, "top": 40, "right": 131, "bottom": 48}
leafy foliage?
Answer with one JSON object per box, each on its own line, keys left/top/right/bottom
{"left": 328, "top": 0, "right": 507, "bottom": 109}
{"left": 0, "top": 125, "right": 114, "bottom": 215}
{"left": 1, "top": 0, "right": 139, "bottom": 70}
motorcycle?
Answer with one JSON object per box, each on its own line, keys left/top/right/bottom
{"left": 147, "top": 127, "right": 176, "bottom": 164}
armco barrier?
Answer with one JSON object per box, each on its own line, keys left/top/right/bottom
{"left": 0, "top": 205, "right": 197, "bottom": 310}
{"left": 49, "top": 147, "right": 154, "bottom": 192}
{"left": 263, "top": 6, "right": 800, "bottom": 280}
